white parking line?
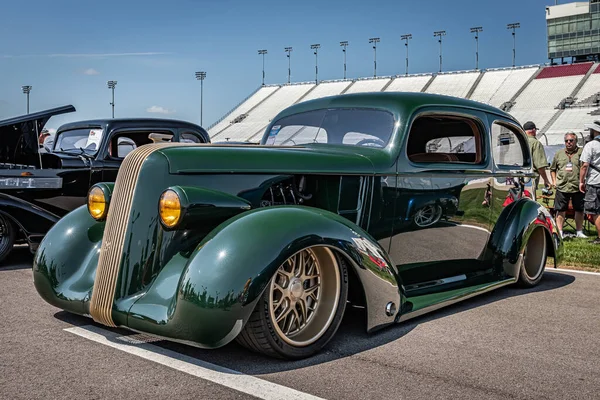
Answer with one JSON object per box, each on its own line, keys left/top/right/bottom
{"left": 547, "top": 268, "right": 600, "bottom": 276}
{"left": 65, "top": 325, "right": 325, "bottom": 400}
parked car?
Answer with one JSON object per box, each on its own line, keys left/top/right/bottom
{"left": 0, "top": 106, "right": 210, "bottom": 262}
{"left": 34, "top": 93, "right": 562, "bottom": 359}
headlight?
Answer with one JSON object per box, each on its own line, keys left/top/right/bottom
{"left": 88, "top": 186, "right": 107, "bottom": 220}
{"left": 159, "top": 189, "right": 182, "bottom": 229}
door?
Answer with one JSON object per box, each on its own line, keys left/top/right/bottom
{"left": 388, "top": 111, "right": 496, "bottom": 308}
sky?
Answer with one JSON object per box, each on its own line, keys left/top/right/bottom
{"left": 1, "top": 0, "right": 558, "bottom": 131}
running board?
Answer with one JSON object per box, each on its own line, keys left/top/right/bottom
{"left": 404, "top": 274, "right": 467, "bottom": 292}
{"left": 399, "top": 277, "right": 516, "bottom": 323}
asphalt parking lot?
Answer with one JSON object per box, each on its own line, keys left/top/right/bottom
{"left": 1, "top": 246, "right": 599, "bottom": 400}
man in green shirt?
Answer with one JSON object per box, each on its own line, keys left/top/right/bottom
{"left": 550, "top": 132, "right": 586, "bottom": 238}
{"left": 524, "top": 121, "right": 551, "bottom": 194}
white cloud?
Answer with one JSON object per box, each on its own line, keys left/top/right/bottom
{"left": 83, "top": 68, "right": 99, "bottom": 75}
{"left": 146, "top": 106, "right": 175, "bottom": 115}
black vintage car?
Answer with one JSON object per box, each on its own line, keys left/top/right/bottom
{"left": 0, "top": 106, "right": 210, "bottom": 262}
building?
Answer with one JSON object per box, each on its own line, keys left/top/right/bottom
{"left": 547, "top": 0, "right": 600, "bottom": 63}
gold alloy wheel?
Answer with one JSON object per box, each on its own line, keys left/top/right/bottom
{"left": 269, "top": 247, "right": 340, "bottom": 347}
{"left": 522, "top": 227, "right": 547, "bottom": 281}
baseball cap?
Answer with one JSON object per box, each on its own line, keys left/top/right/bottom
{"left": 523, "top": 121, "right": 537, "bottom": 131}
{"left": 584, "top": 120, "right": 600, "bottom": 132}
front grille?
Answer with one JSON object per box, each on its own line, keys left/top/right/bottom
{"left": 89, "top": 143, "right": 203, "bottom": 327}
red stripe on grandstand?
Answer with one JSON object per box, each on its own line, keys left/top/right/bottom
{"left": 594, "top": 64, "right": 600, "bottom": 74}
{"left": 535, "top": 62, "right": 593, "bottom": 79}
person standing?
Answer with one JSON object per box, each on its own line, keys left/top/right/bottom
{"left": 550, "top": 132, "right": 586, "bottom": 238}
{"left": 523, "top": 121, "right": 551, "bottom": 193}
{"left": 580, "top": 121, "right": 600, "bottom": 244}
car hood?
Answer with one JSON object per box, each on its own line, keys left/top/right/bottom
{"left": 158, "top": 144, "right": 395, "bottom": 175}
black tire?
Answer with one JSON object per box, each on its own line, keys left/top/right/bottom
{"left": 237, "top": 247, "right": 348, "bottom": 359}
{"left": 517, "top": 227, "right": 547, "bottom": 287}
{"left": 0, "top": 215, "right": 16, "bottom": 264}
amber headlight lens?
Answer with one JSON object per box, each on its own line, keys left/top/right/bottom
{"left": 88, "top": 186, "right": 107, "bottom": 220}
{"left": 159, "top": 189, "right": 182, "bottom": 228}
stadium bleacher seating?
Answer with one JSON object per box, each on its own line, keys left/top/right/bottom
{"left": 543, "top": 108, "right": 596, "bottom": 144}
{"left": 573, "top": 64, "right": 600, "bottom": 105}
{"left": 508, "top": 63, "right": 594, "bottom": 136}
{"left": 384, "top": 75, "right": 433, "bottom": 93}
{"left": 299, "top": 81, "right": 352, "bottom": 103}
{"left": 425, "top": 71, "right": 480, "bottom": 98}
{"left": 469, "top": 67, "right": 539, "bottom": 107}
{"left": 211, "top": 83, "right": 314, "bottom": 142}
{"left": 208, "top": 86, "right": 279, "bottom": 137}
{"left": 207, "top": 62, "right": 600, "bottom": 144}
{"left": 344, "top": 78, "right": 391, "bottom": 93}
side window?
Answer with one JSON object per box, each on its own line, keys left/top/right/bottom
{"left": 108, "top": 131, "right": 173, "bottom": 159}
{"left": 180, "top": 132, "right": 202, "bottom": 143}
{"left": 407, "top": 115, "right": 484, "bottom": 164}
{"left": 491, "top": 122, "right": 527, "bottom": 168}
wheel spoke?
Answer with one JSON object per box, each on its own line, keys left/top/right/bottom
{"left": 297, "top": 299, "right": 308, "bottom": 325}
{"left": 275, "top": 301, "right": 291, "bottom": 323}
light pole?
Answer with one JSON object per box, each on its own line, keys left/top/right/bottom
{"left": 470, "top": 27, "right": 483, "bottom": 70}
{"left": 21, "top": 85, "right": 32, "bottom": 114}
{"left": 285, "top": 47, "right": 293, "bottom": 84}
{"left": 434, "top": 31, "right": 446, "bottom": 73}
{"left": 369, "top": 37, "right": 380, "bottom": 77}
{"left": 258, "top": 49, "right": 267, "bottom": 86}
{"left": 311, "top": 44, "right": 320, "bottom": 84}
{"left": 340, "top": 41, "right": 348, "bottom": 80}
{"left": 107, "top": 81, "right": 117, "bottom": 118}
{"left": 195, "top": 71, "right": 206, "bottom": 126}
{"left": 401, "top": 34, "right": 412, "bottom": 76}
{"left": 507, "top": 23, "right": 520, "bottom": 67}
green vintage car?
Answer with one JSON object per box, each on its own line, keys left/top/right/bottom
{"left": 34, "top": 92, "right": 562, "bottom": 359}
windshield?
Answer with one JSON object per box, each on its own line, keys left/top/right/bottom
{"left": 53, "top": 128, "right": 103, "bottom": 154}
{"left": 262, "top": 108, "right": 395, "bottom": 148}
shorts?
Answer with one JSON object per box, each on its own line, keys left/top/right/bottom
{"left": 584, "top": 185, "right": 600, "bottom": 215}
{"left": 554, "top": 190, "right": 584, "bottom": 212}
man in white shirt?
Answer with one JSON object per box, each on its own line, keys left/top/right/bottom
{"left": 580, "top": 121, "right": 600, "bottom": 244}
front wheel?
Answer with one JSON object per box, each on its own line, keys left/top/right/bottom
{"left": 518, "top": 227, "right": 547, "bottom": 287}
{"left": 237, "top": 246, "right": 348, "bottom": 359}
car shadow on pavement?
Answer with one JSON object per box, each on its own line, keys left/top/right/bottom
{"left": 55, "top": 270, "right": 575, "bottom": 375}
{"left": 0, "top": 246, "right": 33, "bottom": 271}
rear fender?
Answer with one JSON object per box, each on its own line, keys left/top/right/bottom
{"left": 489, "top": 198, "right": 562, "bottom": 277}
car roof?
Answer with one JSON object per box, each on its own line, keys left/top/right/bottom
{"left": 57, "top": 118, "right": 207, "bottom": 133}
{"left": 271, "top": 92, "right": 515, "bottom": 123}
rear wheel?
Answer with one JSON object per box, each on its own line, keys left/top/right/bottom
{"left": 237, "top": 246, "right": 348, "bottom": 359}
{"left": 0, "top": 215, "right": 16, "bottom": 264}
{"left": 518, "top": 227, "right": 547, "bottom": 287}
{"left": 413, "top": 204, "right": 442, "bottom": 228}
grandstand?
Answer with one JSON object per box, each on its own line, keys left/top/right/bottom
{"left": 207, "top": 62, "right": 600, "bottom": 146}
{"left": 469, "top": 67, "right": 539, "bottom": 108}
{"left": 425, "top": 71, "right": 480, "bottom": 98}
{"left": 384, "top": 74, "right": 432, "bottom": 92}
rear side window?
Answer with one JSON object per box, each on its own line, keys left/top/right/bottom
{"left": 407, "top": 115, "right": 484, "bottom": 164}
{"left": 491, "top": 122, "right": 528, "bottom": 168}
{"left": 180, "top": 132, "right": 202, "bottom": 143}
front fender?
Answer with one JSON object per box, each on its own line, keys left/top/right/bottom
{"left": 127, "top": 206, "right": 402, "bottom": 348}
{"left": 490, "top": 198, "right": 562, "bottom": 277}
{"left": 0, "top": 193, "right": 60, "bottom": 242}
{"left": 33, "top": 205, "right": 104, "bottom": 315}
